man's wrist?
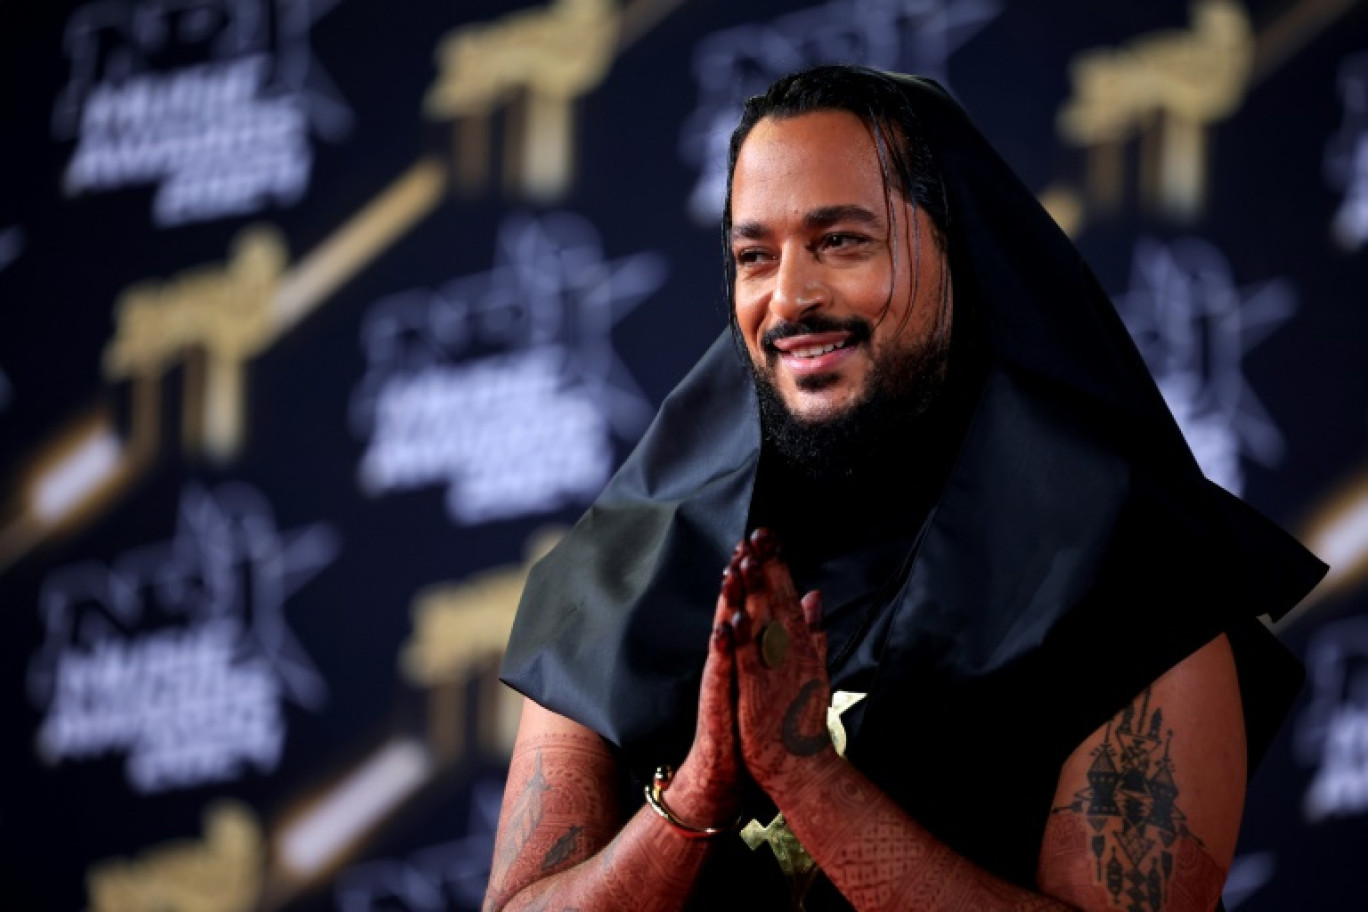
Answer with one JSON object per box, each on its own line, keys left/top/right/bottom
{"left": 658, "top": 761, "right": 741, "bottom": 831}
{"left": 644, "top": 766, "right": 742, "bottom": 838}
{"left": 762, "top": 743, "right": 844, "bottom": 806}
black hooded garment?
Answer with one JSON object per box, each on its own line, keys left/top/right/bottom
{"left": 499, "top": 70, "right": 1328, "bottom": 910}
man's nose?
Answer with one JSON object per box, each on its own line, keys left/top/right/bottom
{"left": 770, "top": 248, "right": 827, "bottom": 322}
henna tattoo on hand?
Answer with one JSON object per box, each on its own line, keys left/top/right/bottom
{"left": 782, "top": 679, "right": 831, "bottom": 757}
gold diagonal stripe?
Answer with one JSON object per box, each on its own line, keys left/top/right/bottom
{"left": 272, "top": 158, "right": 448, "bottom": 338}
{"left": 0, "top": 161, "right": 449, "bottom": 576}
{"left": 1275, "top": 468, "right": 1368, "bottom": 631}
{"left": 617, "top": 0, "right": 687, "bottom": 51}
{"left": 1251, "top": 0, "right": 1362, "bottom": 85}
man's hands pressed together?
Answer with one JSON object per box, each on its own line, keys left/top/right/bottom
{"left": 724, "top": 528, "right": 838, "bottom": 789}
{"left": 658, "top": 548, "right": 749, "bottom": 833}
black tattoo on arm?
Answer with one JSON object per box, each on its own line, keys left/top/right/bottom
{"left": 1048, "top": 686, "right": 1220, "bottom": 912}
{"left": 782, "top": 679, "right": 830, "bottom": 756}
{"left": 542, "top": 826, "right": 583, "bottom": 871}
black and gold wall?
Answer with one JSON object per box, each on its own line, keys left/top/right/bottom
{"left": 1, "top": 1, "right": 1366, "bottom": 909}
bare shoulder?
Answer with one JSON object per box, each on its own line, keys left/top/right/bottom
{"left": 511, "top": 696, "right": 620, "bottom": 770}
{"left": 484, "top": 697, "right": 624, "bottom": 911}
{"left": 1037, "top": 634, "right": 1246, "bottom": 912}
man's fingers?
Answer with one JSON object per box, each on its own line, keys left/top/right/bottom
{"left": 727, "top": 530, "right": 814, "bottom": 675}
{"left": 719, "top": 563, "right": 743, "bottom": 619}
{"left": 709, "top": 622, "right": 736, "bottom": 705}
{"left": 698, "top": 622, "right": 736, "bottom": 743}
{"left": 800, "top": 590, "right": 823, "bottom": 631}
{"left": 748, "top": 528, "right": 806, "bottom": 626}
{"left": 748, "top": 526, "right": 779, "bottom": 559}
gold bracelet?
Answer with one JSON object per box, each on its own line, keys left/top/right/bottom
{"left": 642, "top": 766, "right": 740, "bottom": 839}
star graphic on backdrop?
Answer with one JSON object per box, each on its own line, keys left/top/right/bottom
{"left": 1115, "top": 236, "right": 1296, "bottom": 493}
{"left": 28, "top": 482, "right": 339, "bottom": 711}
{"left": 421, "top": 210, "right": 666, "bottom": 440}
{"left": 161, "top": 482, "right": 339, "bottom": 709}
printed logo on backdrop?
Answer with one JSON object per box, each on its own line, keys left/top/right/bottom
{"left": 333, "top": 777, "right": 502, "bottom": 912}
{"left": 1325, "top": 49, "right": 1368, "bottom": 251}
{"left": 53, "top": 0, "right": 353, "bottom": 227}
{"left": 423, "top": 0, "right": 619, "bottom": 203}
{"left": 1056, "top": 0, "right": 1253, "bottom": 227}
{"left": 679, "top": 0, "right": 1001, "bottom": 225}
{"left": 26, "top": 482, "right": 339, "bottom": 793}
{"left": 350, "top": 211, "right": 665, "bottom": 525}
{"left": 1114, "top": 236, "right": 1296, "bottom": 496}
{"left": 1295, "top": 616, "right": 1368, "bottom": 822}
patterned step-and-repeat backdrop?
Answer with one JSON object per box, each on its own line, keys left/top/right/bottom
{"left": 2, "top": 1, "right": 1367, "bottom": 909}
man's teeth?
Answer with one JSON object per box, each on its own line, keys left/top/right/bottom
{"left": 791, "top": 340, "right": 847, "bottom": 358}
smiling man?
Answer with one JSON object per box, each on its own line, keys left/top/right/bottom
{"left": 730, "top": 107, "right": 953, "bottom": 481}
{"left": 485, "top": 65, "right": 1326, "bottom": 912}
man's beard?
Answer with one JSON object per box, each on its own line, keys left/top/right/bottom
{"left": 750, "top": 315, "right": 951, "bottom": 483}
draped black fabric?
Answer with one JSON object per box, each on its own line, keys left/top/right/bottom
{"left": 499, "top": 69, "right": 1328, "bottom": 906}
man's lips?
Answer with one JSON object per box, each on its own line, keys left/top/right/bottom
{"left": 769, "top": 331, "right": 859, "bottom": 376}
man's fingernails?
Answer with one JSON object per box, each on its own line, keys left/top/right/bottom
{"left": 729, "top": 610, "right": 750, "bottom": 639}
{"left": 722, "top": 567, "right": 743, "bottom": 603}
{"left": 749, "top": 527, "right": 779, "bottom": 559}
{"left": 803, "top": 591, "right": 824, "bottom": 629}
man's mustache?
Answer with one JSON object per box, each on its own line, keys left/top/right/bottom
{"left": 760, "top": 316, "right": 873, "bottom": 353}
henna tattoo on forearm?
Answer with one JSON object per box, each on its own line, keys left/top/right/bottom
{"left": 486, "top": 725, "right": 731, "bottom": 912}
{"left": 492, "top": 750, "right": 550, "bottom": 886}
{"left": 782, "top": 679, "right": 831, "bottom": 756}
{"left": 485, "top": 734, "right": 620, "bottom": 911}
{"left": 500, "top": 807, "right": 717, "bottom": 912}
{"left": 777, "top": 753, "right": 1074, "bottom": 911}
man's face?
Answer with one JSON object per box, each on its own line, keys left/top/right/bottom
{"left": 730, "top": 110, "right": 952, "bottom": 432}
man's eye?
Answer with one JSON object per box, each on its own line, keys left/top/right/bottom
{"left": 734, "top": 249, "right": 768, "bottom": 266}
{"left": 822, "top": 233, "right": 865, "bottom": 250}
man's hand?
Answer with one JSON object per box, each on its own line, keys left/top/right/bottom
{"left": 666, "top": 548, "right": 748, "bottom": 828}
{"left": 728, "top": 528, "right": 838, "bottom": 790}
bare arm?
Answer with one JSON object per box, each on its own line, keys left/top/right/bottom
{"left": 481, "top": 698, "right": 713, "bottom": 912}
{"left": 1036, "top": 633, "right": 1245, "bottom": 912}
{"left": 729, "top": 529, "right": 1246, "bottom": 912}
{"left": 484, "top": 559, "right": 749, "bottom": 912}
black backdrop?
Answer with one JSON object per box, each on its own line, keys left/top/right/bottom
{"left": 2, "top": 1, "right": 1367, "bottom": 909}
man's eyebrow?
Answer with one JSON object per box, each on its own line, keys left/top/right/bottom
{"left": 731, "top": 220, "right": 769, "bottom": 241}
{"left": 730, "top": 205, "right": 882, "bottom": 241}
{"left": 804, "top": 205, "right": 880, "bottom": 230}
